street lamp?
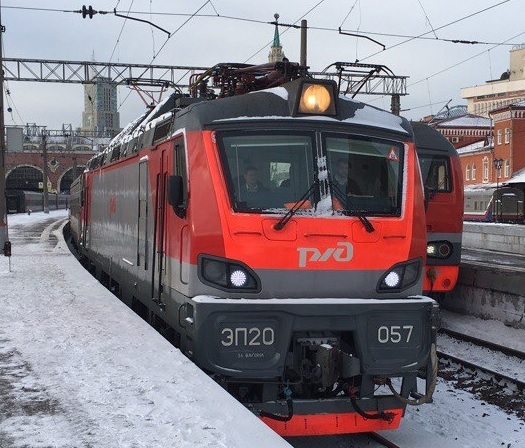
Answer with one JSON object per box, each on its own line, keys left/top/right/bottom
{"left": 493, "top": 158, "right": 503, "bottom": 222}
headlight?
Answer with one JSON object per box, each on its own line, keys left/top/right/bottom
{"left": 199, "top": 255, "right": 260, "bottom": 292}
{"left": 427, "top": 241, "right": 453, "bottom": 259}
{"left": 299, "top": 84, "right": 332, "bottom": 114}
{"left": 293, "top": 79, "right": 338, "bottom": 116}
{"left": 377, "top": 259, "right": 421, "bottom": 293}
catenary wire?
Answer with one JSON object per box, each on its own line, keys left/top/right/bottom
{"left": 109, "top": 0, "right": 135, "bottom": 63}
{"left": 242, "top": 0, "right": 328, "bottom": 63}
{"left": 1, "top": 4, "right": 519, "bottom": 47}
{"left": 117, "top": 1, "right": 211, "bottom": 111}
{"left": 358, "top": 0, "right": 511, "bottom": 61}
{"left": 339, "top": 0, "right": 360, "bottom": 28}
{"left": 416, "top": 0, "right": 439, "bottom": 39}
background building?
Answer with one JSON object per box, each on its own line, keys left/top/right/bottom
{"left": 430, "top": 113, "right": 491, "bottom": 149}
{"left": 490, "top": 100, "right": 525, "bottom": 182}
{"left": 441, "top": 101, "right": 525, "bottom": 189}
{"left": 81, "top": 77, "right": 120, "bottom": 136}
{"left": 461, "top": 46, "right": 525, "bottom": 118}
{"left": 5, "top": 124, "right": 109, "bottom": 194}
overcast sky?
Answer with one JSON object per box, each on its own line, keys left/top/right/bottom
{"left": 2, "top": 0, "right": 524, "bottom": 131}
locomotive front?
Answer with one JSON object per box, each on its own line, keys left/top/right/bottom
{"left": 169, "top": 79, "right": 439, "bottom": 435}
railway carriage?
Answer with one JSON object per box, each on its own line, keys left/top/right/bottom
{"left": 70, "top": 63, "right": 438, "bottom": 436}
{"left": 6, "top": 190, "right": 68, "bottom": 214}
{"left": 464, "top": 186, "right": 524, "bottom": 223}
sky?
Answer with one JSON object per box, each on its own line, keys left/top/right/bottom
{"left": 1, "top": 0, "right": 525, "bottom": 131}
{"left": 1, "top": 209, "right": 523, "bottom": 447}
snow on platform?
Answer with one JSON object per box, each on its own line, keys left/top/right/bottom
{"left": 0, "top": 210, "right": 291, "bottom": 448}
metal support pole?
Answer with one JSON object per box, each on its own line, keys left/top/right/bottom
{"left": 0, "top": 0, "right": 10, "bottom": 255}
{"left": 300, "top": 20, "right": 307, "bottom": 67}
{"left": 493, "top": 158, "right": 503, "bottom": 223}
{"left": 391, "top": 94, "right": 401, "bottom": 116}
{"left": 72, "top": 156, "right": 78, "bottom": 182}
{"left": 41, "top": 130, "right": 49, "bottom": 213}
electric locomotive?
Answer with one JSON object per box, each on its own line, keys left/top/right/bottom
{"left": 412, "top": 122, "right": 464, "bottom": 294}
{"left": 70, "top": 62, "right": 438, "bottom": 437}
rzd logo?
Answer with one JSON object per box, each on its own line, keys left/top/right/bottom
{"left": 298, "top": 242, "right": 353, "bottom": 267}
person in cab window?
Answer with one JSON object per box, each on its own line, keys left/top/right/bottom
{"left": 238, "top": 166, "right": 269, "bottom": 198}
{"left": 332, "top": 159, "right": 361, "bottom": 205}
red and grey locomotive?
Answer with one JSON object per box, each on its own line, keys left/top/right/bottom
{"left": 411, "top": 122, "right": 464, "bottom": 294}
{"left": 70, "top": 62, "right": 438, "bottom": 437}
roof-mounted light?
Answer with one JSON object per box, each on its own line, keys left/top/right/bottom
{"left": 290, "top": 79, "right": 338, "bottom": 117}
{"left": 299, "top": 84, "right": 333, "bottom": 114}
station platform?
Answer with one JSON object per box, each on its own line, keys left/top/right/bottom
{"left": 440, "top": 244, "right": 525, "bottom": 329}
{"left": 0, "top": 210, "right": 291, "bottom": 448}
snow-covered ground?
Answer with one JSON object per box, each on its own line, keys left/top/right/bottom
{"left": 1, "top": 210, "right": 523, "bottom": 448}
{"left": 0, "top": 210, "right": 291, "bottom": 448}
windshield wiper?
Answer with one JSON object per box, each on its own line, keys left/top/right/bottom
{"left": 330, "top": 181, "right": 375, "bottom": 233}
{"left": 274, "top": 181, "right": 318, "bottom": 231}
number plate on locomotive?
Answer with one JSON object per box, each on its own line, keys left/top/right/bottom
{"left": 369, "top": 318, "right": 421, "bottom": 348}
{"left": 220, "top": 324, "right": 275, "bottom": 347}
{"left": 216, "top": 322, "right": 280, "bottom": 368}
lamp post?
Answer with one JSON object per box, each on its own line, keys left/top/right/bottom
{"left": 493, "top": 158, "right": 503, "bottom": 222}
{"left": 0, "top": 1, "right": 9, "bottom": 258}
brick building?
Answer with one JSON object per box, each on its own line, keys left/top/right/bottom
{"left": 431, "top": 114, "right": 491, "bottom": 150}
{"left": 490, "top": 100, "right": 525, "bottom": 181}
{"left": 4, "top": 128, "right": 108, "bottom": 194}
{"left": 452, "top": 101, "right": 525, "bottom": 188}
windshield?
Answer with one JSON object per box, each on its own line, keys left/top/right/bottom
{"left": 218, "top": 131, "right": 403, "bottom": 216}
{"left": 418, "top": 154, "right": 451, "bottom": 193}
{"left": 325, "top": 135, "right": 403, "bottom": 215}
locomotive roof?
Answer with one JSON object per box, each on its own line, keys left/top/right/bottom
{"left": 410, "top": 121, "right": 458, "bottom": 156}
{"left": 177, "top": 84, "right": 412, "bottom": 138}
{"left": 97, "top": 78, "right": 415, "bottom": 170}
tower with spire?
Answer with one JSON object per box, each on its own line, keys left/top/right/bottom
{"left": 268, "top": 13, "right": 285, "bottom": 63}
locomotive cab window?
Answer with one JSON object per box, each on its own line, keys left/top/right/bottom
{"left": 325, "top": 135, "right": 403, "bottom": 216}
{"left": 419, "top": 155, "right": 451, "bottom": 193}
{"left": 218, "top": 133, "right": 316, "bottom": 212}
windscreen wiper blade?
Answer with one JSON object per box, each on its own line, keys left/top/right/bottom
{"left": 330, "top": 181, "right": 375, "bottom": 233}
{"left": 274, "top": 181, "right": 318, "bottom": 231}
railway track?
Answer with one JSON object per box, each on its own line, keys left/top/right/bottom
{"left": 437, "top": 350, "right": 525, "bottom": 391}
{"left": 368, "top": 432, "right": 401, "bottom": 448}
{"left": 439, "top": 327, "right": 525, "bottom": 361}
{"left": 437, "top": 327, "right": 525, "bottom": 421}
{"left": 438, "top": 327, "right": 525, "bottom": 391}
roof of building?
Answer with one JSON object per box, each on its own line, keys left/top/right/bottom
{"left": 490, "top": 99, "right": 525, "bottom": 115}
{"left": 436, "top": 114, "right": 491, "bottom": 128}
{"left": 456, "top": 138, "right": 492, "bottom": 155}
{"left": 505, "top": 167, "right": 525, "bottom": 185}
{"left": 432, "top": 105, "right": 468, "bottom": 120}
{"left": 273, "top": 24, "right": 281, "bottom": 47}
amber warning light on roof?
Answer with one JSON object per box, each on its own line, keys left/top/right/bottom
{"left": 297, "top": 80, "right": 337, "bottom": 116}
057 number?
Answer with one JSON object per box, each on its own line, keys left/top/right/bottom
{"left": 377, "top": 325, "right": 414, "bottom": 344}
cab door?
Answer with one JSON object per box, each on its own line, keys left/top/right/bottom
{"left": 151, "top": 149, "right": 168, "bottom": 307}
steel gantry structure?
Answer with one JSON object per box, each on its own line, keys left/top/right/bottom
{"left": 2, "top": 58, "right": 408, "bottom": 98}
{"left": 2, "top": 57, "right": 208, "bottom": 87}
